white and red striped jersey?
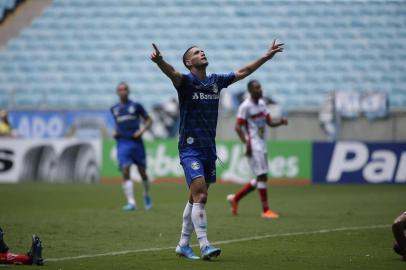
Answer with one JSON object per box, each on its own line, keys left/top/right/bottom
{"left": 236, "top": 98, "right": 270, "bottom": 152}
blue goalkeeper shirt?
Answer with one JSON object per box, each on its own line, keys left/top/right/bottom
{"left": 175, "top": 72, "right": 235, "bottom": 150}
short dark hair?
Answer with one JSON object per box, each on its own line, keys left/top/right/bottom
{"left": 247, "top": 80, "right": 259, "bottom": 92}
{"left": 182, "top": 46, "right": 197, "bottom": 69}
{"left": 117, "top": 81, "right": 129, "bottom": 90}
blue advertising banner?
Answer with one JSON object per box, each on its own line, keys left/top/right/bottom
{"left": 313, "top": 141, "right": 406, "bottom": 184}
{"left": 9, "top": 111, "right": 115, "bottom": 139}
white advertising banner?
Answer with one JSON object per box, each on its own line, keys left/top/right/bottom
{"left": 0, "top": 139, "right": 101, "bottom": 183}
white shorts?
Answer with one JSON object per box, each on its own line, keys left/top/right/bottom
{"left": 247, "top": 151, "right": 269, "bottom": 176}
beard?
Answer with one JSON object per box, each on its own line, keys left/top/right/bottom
{"left": 196, "top": 61, "right": 209, "bottom": 69}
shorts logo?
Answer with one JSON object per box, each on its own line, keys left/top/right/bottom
{"left": 191, "top": 161, "right": 200, "bottom": 170}
{"left": 192, "top": 93, "right": 199, "bottom": 100}
{"left": 128, "top": 106, "right": 135, "bottom": 114}
{"left": 186, "top": 137, "right": 194, "bottom": 144}
{"left": 211, "top": 169, "right": 216, "bottom": 176}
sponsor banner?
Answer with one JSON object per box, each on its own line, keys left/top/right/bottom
{"left": 0, "top": 139, "right": 101, "bottom": 183}
{"left": 313, "top": 141, "right": 406, "bottom": 184}
{"left": 102, "top": 139, "right": 311, "bottom": 184}
{"left": 9, "top": 111, "right": 115, "bottom": 139}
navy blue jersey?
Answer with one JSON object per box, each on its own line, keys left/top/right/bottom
{"left": 176, "top": 72, "right": 235, "bottom": 150}
{"left": 110, "top": 100, "right": 149, "bottom": 141}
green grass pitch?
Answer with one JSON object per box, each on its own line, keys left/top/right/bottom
{"left": 0, "top": 183, "right": 405, "bottom": 270}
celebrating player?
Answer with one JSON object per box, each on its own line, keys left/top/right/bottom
{"left": 150, "top": 40, "right": 284, "bottom": 259}
{"left": 392, "top": 211, "right": 406, "bottom": 261}
{"left": 110, "top": 82, "right": 153, "bottom": 211}
{"left": 0, "top": 226, "right": 43, "bottom": 265}
{"left": 226, "top": 80, "right": 288, "bottom": 218}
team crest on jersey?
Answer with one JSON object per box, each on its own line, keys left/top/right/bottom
{"left": 128, "top": 106, "right": 135, "bottom": 114}
{"left": 187, "top": 137, "right": 194, "bottom": 144}
{"left": 212, "top": 84, "right": 218, "bottom": 94}
{"left": 191, "top": 161, "right": 200, "bottom": 170}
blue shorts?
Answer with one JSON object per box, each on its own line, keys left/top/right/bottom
{"left": 117, "top": 140, "right": 146, "bottom": 170}
{"left": 179, "top": 147, "right": 217, "bottom": 187}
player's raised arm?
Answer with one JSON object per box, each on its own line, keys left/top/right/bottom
{"left": 232, "top": 39, "right": 284, "bottom": 84}
{"left": 150, "top": 43, "right": 183, "bottom": 88}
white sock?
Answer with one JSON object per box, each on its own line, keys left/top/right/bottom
{"left": 191, "top": 203, "right": 210, "bottom": 249}
{"left": 142, "top": 178, "right": 150, "bottom": 197}
{"left": 122, "top": 180, "right": 135, "bottom": 205}
{"left": 178, "top": 202, "right": 193, "bottom": 247}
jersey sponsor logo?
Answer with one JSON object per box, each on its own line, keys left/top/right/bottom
{"left": 116, "top": 115, "right": 138, "bottom": 122}
{"left": 191, "top": 161, "right": 200, "bottom": 170}
{"left": 192, "top": 92, "right": 220, "bottom": 100}
{"left": 250, "top": 112, "right": 267, "bottom": 119}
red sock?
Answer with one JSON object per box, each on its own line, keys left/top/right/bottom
{"left": 258, "top": 187, "right": 269, "bottom": 212}
{"left": 234, "top": 181, "right": 256, "bottom": 202}
{"left": 0, "top": 252, "right": 32, "bottom": 265}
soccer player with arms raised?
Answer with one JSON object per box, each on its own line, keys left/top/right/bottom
{"left": 150, "top": 40, "right": 283, "bottom": 260}
{"left": 227, "top": 80, "right": 288, "bottom": 218}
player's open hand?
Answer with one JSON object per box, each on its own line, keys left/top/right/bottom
{"left": 150, "top": 43, "right": 163, "bottom": 63}
{"left": 265, "top": 39, "right": 284, "bottom": 59}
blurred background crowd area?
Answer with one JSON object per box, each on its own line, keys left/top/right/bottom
{"left": 0, "top": 0, "right": 405, "bottom": 141}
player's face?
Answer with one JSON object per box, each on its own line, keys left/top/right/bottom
{"left": 117, "top": 84, "right": 129, "bottom": 100}
{"left": 249, "top": 81, "right": 263, "bottom": 100}
{"left": 186, "top": 47, "right": 208, "bottom": 69}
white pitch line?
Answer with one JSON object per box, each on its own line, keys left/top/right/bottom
{"left": 46, "top": 224, "right": 389, "bottom": 262}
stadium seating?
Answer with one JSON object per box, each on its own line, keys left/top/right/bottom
{"left": 0, "top": 0, "right": 406, "bottom": 109}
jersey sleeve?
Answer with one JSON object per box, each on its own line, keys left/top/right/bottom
{"left": 110, "top": 106, "right": 117, "bottom": 124}
{"left": 216, "top": 72, "right": 235, "bottom": 89}
{"left": 137, "top": 103, "right": 149, "bottom": 119}
{"left": 175, "top": 74, "right": 189, "bottom": 93}
{"left": 236, "top": 103, "right": 248, "bottom": 125}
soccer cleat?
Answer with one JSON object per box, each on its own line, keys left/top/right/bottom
{"left": 28, "top": 235, "right": 43, "bottom": 266}
{"left": 201, "top": 245, "right": 221, "bottom": 260}
{"left": 175, "top": 245, "right": 200, "bottom": 260}
{"left": 261, "top": 209, "right": 280, "bottom": 219}
{"left": 0, "top": 226, "right": 9, "bottom": 252}
{"left": 226, "top": 194, "right": 238, "bottom": 215}
{"left": 122, "top": 203, "right": 136, "bottom": 211}
{"left": 144, "top": 195, "right": 152, "bottom": 210}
